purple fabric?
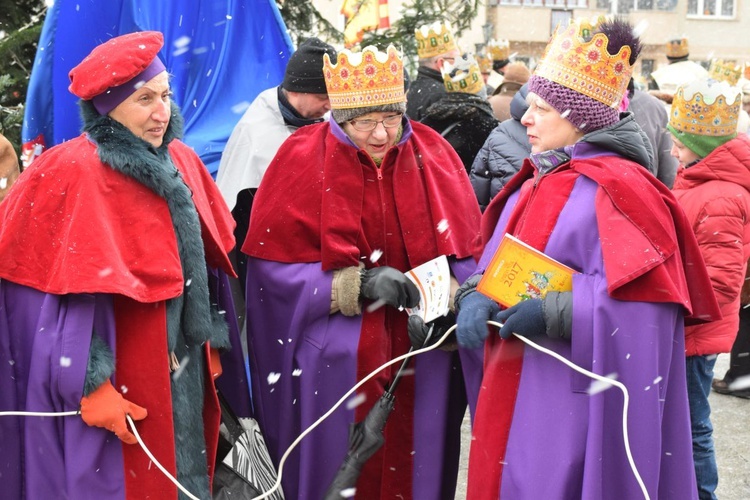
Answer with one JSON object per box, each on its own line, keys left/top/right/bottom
{"left": 246, "top": 258, "right": 481, "bottom": 499}
{"left": 211, "top": 267, "right": 253, "bottom": 417}
{"left": 92, "top": 57, "right": 166, "bottom": 115}
{"left": 477, "top": 176, "right": 697, "bottom": 499}
{"left": 0, "top": 281, "right": 124, "bottom": 499}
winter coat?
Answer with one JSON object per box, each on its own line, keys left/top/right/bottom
{"left": 419, "top": 93, "right": 498, "bottom": 175}
{"left": 470, "top": 84, "right": 531, "bottom": 211}
{"left": 628, "top": 89, "right": 678, "bottom": 188}
{"left": 406, "top": 66, "right": 447, "bottom": 121}
{"left": 674, "top": 135, "right": 750, "bottom": 356}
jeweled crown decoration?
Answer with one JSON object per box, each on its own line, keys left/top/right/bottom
{"left": 477, "top": 53, "right": 492, "bottom": 74}
{"left": 670, "top": 79, "right": 741, "bottom": 136}
{"left": 708, "top": 59, "right": 742, "bottom": 86}
{"left": 487, "top": 39, "right": 510, "bottom": 61}
{"left": 533, "top": 17, "right": 633, "bottom": 108}
{"left": 415, "top": 21, "right": 457, "bottom": 59}
{"left": 666, "top": 38, "right": 689, "bottom": 59}
{"left": 323, "top": 45, "right": 404, "bottom": 110}
{"left": 442, "top": 56, "right": 484, "bottom": 94}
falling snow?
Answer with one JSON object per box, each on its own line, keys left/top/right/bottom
{"left": 370, "top": 249, "right": 383, "bottom": 263}
{"left": 346, "top": 393, "right": 367, "bottom": 410}
{"left": 437, "top": 219, "right": 449, "bottom": 233}
{"left": 59, "top": 356, "right": 72, "bottom": 368}
{"left": 267, "top": 372, "right": 281, "bottom": 385}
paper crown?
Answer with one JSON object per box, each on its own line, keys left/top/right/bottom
{"left": 487, "top": 39, "right": 510, "bottom": 61}
{"left": 669, "top": 79, "right": 741, "bottom": 136}
{"left": 415, "top": 21, "right": 457, "bottom": 59}
{"left": 477, "top": 53, "right": 492, "bottom": 74}
{"left": 533, "top": 16, "right": 634, "bottom": 108}
{"left": 666, "top": 38, "right": 689, "bottom": 59}
{"left": 442, "top": 55, "right": 484, "bottom": 94}
{"left": 708, "top": 59, "right": 742, "bottom": 86}
{"left": 323, "top": 45, "right": 405, "bottom": 110}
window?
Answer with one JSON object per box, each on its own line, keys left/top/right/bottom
{"left": 687, "top": 0, "right": 735, "bottom": 16}
{"left": 498, "top": 0, "right": 586, "bottom": 7}
{"left": 597, "top": 0, "right": 676, "bottom": 11}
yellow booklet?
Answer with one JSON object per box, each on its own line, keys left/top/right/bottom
{"left": 477, "top": 233, "right": 578, "bottom": 308}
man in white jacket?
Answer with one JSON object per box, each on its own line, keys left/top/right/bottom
{"left": 217, "top": 37, "right": 336, "bottom": 288}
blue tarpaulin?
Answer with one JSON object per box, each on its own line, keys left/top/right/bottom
{"left": 22, "top": 0, "right": 293, "bottom": 176}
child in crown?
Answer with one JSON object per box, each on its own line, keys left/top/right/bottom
{"left": 668, "top": 77, "right": 750, "bottom": 500}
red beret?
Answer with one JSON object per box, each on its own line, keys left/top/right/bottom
{"left": 68, "top": 31, "right": 164, "bottom": 100}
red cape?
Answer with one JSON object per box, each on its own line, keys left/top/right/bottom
{"left": 482, "top": 156, "right": 720, "bottom": 322}
{"left": 0, "top": 135, "right": 236, "bottom": 300}
{"left": 243, "top": 121, "right": 480, "bottom": 269}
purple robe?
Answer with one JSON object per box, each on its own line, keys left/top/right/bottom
{"left": 245, "top": 257, "right": 482, "bottom": 499}
{"left": 469, "top": 175, "right": 698, "bottom": 499}
{"left": 0, "top": 270, "right": 248, "bottom": 499}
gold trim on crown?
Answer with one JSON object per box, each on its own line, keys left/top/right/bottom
{"left": 708, "top": 59, "right": 742, "bottom": 86}
{"left": 415, "top": 21, "right": 457, "bottom": 59}
{"left": 442, "top": 56, "right": 484, "bottom": 94}
{"left": 476, "top": 53, "right": 492, "bottom": 74}
{"left": 323, "top": 45, "right": 404, "bottom": 110}
{"left": 666, "top": 38, "right": 689, "bottom": 59}
{"left": 487, "top": 39, "right": 510, "bottom": 61}
{"left": 533, "top": 16, "right": 633, "bottom": 108}
{"left": 669, "top": 79, "right": 741, "bottom": 136}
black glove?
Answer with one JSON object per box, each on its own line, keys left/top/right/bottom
{"left": 360, "top": 266, "right": 420, "bottom": 309}
{"left": 407, "top": 312, "right": 456, "bottom": 349}
{"left": 455, "top": 291, "right": 500, "bottom": 349}
{"left": 496, "top": 298, "right": 545, "bottom": 340}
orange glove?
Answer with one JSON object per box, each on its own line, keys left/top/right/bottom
{"left": 80, "top": 379, "right": 148, "bottom": 444}
{"left": 209, "top": 345, "right": 223, "bottom": 380}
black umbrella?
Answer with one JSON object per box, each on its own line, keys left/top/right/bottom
{"left": 323, "top": 344, "right": 419, "bottom": 499}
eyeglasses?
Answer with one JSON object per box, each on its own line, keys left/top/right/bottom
{"left": 348, "top": 114, "right": 403, "bottom": 132}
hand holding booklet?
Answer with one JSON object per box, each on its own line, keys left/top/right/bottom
{"left": 405, "top": 255, "right": 451, "bottom": 323}
{"left": 477, "top": 234, "right": 577, "bottom": 308}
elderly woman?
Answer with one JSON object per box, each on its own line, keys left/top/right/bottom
{"left": 0, "top": 32, "right": 243, "bottom": 499}
{"left": 455, "top": 18, "right": 720, "bottom": 499}
{"left": 242, "top": 45, "right": 482, "bottom": 499}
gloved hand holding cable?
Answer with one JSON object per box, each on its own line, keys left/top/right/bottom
{"left": 80, "top": 379, "right": 148, "bottom": 445}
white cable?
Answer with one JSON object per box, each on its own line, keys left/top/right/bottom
{"left": 1, "top": 411, "right": 200, "bottom": 499}
{"left": 250, "top": 325, "right": 455, "bottom": 500}
{"left": 0, "top": 410, "right": 79, "bottom": 417}
{"left": 2, "top": 320, "right": 649, "bottom": 500}
{"left": 125, "top": 414, "right": 201, "bottom": 500}
{"left": 486, "top": 321, "right": 650, "bottom": 500}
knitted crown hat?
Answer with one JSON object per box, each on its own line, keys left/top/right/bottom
{"left": 68, "top": 31, "right": 166, "bottom": 115}
{"left": 282, "top": 37, "right": 337, "bottom": 94}
{"left": 528, "top": 16, "right": 641, "bottom": 132}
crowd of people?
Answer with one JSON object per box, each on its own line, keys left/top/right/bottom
{"left": 0, "top": 14, "right": 749, "bottom": 500}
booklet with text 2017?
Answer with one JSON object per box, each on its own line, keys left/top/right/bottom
{"left": 477, "top": 233, "right": 578, "bottom": 308}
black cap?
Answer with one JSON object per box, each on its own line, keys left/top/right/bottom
{"left": 282, "top": 37, "right": 337, "bottom": 94}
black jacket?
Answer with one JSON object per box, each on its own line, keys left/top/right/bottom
{"left": 406, "top": 66, "right": 447, "bottom": 122}
{"left": 470, "top": 85, "right": 531, "bottom": 211}
{"left": 420, "top": 93, "right": 498, "bottom": 176}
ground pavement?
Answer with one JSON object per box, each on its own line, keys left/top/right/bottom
{"left": 455, "top": 353, "right": 750, "bottom": 499}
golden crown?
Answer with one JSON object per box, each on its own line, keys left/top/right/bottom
{"left": 323, "top": 45, "right": 404, "bottom": 110}
{"left": 477, "top": 53, "right": 492, "bottom": 74}
{"left": 708, "top": 59, "right": 742, "bottom": 86}
{"left": 666, "top": 38, "right": 689, "bottom": 59}
{"left": 669, "top": 79, "right": 741, "bottom": 136}
{"left": 442, "top": 56, "right": 484, "bottom": 94}
{"left": 533, "top": 16, "right": 634, "bottom": 108}
{"left": 415, "top": 21, "right": 457, "bottom": 59}
{"left": 487, "top": 39, "right": 510, "bottom": 61}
